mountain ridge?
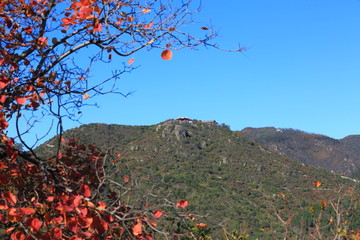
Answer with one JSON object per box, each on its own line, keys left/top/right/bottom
{"left": 35, "top": 119, "right": 360, "bottom": 237}
{"left": 239, "top": 127, "right": 360, "bottom": 177}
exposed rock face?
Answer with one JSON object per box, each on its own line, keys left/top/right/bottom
{"left": 174, "top": 125, "right": 191, "bottom": 140}
{"left": 156, "top": 121, "right": 191, "bottom": 140}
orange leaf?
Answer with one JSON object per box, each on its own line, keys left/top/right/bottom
{"left": 144, "top": 22, "right": 154, "bottom": 29}
{"left": 79, "top": 184, "right": 91, "bottom": 198}
{"left": 195, "top": 223, "right": 208, "bottom": 228}
{"left": 2, "top": 192, "right": 17, "bottom": 206}
{"left": 153, "top": 210, "right": 164, "bottom": 218}
{"left": 175, "top": 200, "right": 188, "bottom": 208}
{"left": 96, "top": 201, "right": 106, "bottom": 209}
{"left": 0, "top": 203, "right": 8, "bottom": 210}
{"left": 83, "top": 93, "right": 90, "bottom": 100}
{"left": 161, "top": 49, "right": 173, "bottom": 60}
{"left": 128, "top": 58, "right": 135, "bottom": 65}
{"left": 132, "top": 222, "right": 142, "bottom": 236}
{"left": 5, "top": 226, "right": 15, "bottom": 234}
{"left": 312, "top": 180, "right": 321, "bottom": 188}
{"left": 142, "top": 9, "right": 151, "bottom": 13}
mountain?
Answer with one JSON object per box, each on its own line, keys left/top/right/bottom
{"left": 36, "top": 120, "right": 360, "bottom": 238}
{"left": 239, "top": 127, "right": 360, "bottom": 177}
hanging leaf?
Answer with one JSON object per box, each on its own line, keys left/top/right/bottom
{"left": 142, "top": 9, "right": 151, "bottom": 13}
{"left": 14, "top": 96, "right": 27, "bottom": 105}
{"left": 128, "top": 58, "right": 135, "bottom": 65}
{"left": 83, "top": 93, "right": 90, "bottom": 100}
{"left": 161, "top": 50, "right": 173, "bottom": 60}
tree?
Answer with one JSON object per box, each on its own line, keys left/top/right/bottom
{"left": 0, "top": 0, "right": 241, "bottom": 239}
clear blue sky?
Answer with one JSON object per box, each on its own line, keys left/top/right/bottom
{"left": 15, "top": 0, "right": 360, "bottom": 145}
{"left": 77, "top": 0, "right": 360, "bottom": 139}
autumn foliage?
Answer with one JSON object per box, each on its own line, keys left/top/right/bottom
{"left": 0, "top": 0, "right": 220, "bottom": 239}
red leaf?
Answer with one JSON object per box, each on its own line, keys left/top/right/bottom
{"left": 80, "top": 184, "right": 91, "bottom": 198}
{"left": 37, "top": 37, "right": 48, "bottom": 47}
{"left": 46, "top": 196, "right": 55, "bottom": 202}
{"left": 161, "top": 50, "right": 173, "bottom": 60}
{"left": 0, "top": 95, "right": 6, "bottom": 103}
{"left": 10, "top": 231, "right": 25, "bottom": 240}
{"left": 91, "top": 216, "right": 108, "bottom": 234}
{"left": 2, "top": 192, "right": 17, "bottom": 206}
{"left": 123, "top": 176, "right": 130, "bottom": 183}
{"left": 93, "top": 23, "right": 102, "bottom": 32}
{"left": 19, "top": 207, "right": 35, "bottom": 215}
{"left": 0, "top": 118, "right": 9, "bottom": 130}
{"left": 0, "top": 173, "right": 9, "bottom": 185}
{"left": 153, "top": 210, "right": 164, "bottom": 218}
{"left": 201, "top": 27, "right": 209, "bottom": 30}
{"left": 24, "top": 26, "right": 33, "bottom": 34}
{"left": 175, "top": 200, "right": 188, "bottom": 208}
{"left": 67, "top": 217, "right": 78, "bottom": 233}
{"left": 132, "top": 222, "right": 142, "bottom": 236}
{"left": 51, "top": 227, "right": 62, "bottom": 240}
{"left": 78, "top": 215, "right": 93, "bottom": 228}
{"left": 25, "top": 217, "right": 42, "bottom": 233}
{"left": 0, "top": 75, "right": 10, "bottom": 88}
{"left": 14, "top": 96, "right": 27, "bottom": 105}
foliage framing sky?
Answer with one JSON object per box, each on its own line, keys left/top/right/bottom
{"left": 18, "top": 0, "right": 360, "bottom": 144}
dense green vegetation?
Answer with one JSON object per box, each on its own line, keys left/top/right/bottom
{"left": 37, "top": 120, "right": 360, "bottom": 238}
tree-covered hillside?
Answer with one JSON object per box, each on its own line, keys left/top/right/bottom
{"left": 37, "top": 120, "right": 360, "bottom": 238}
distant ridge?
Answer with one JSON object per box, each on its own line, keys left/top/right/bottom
{"left": 239, "top": 127, "right": 360, "bottom": 177}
